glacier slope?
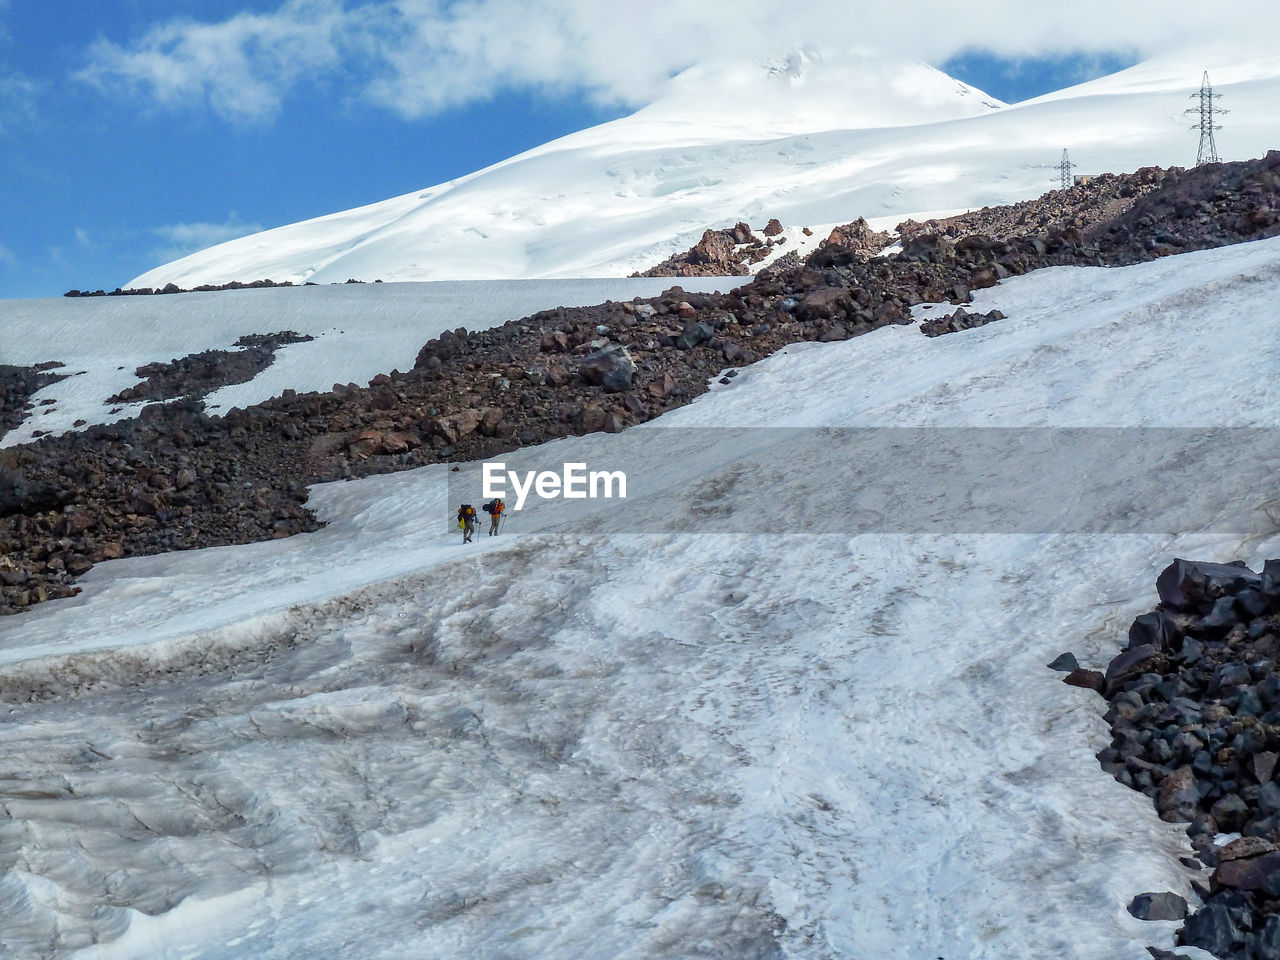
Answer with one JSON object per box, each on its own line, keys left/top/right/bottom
{"left": 5, "top": 239, "right": 1280, "bottom": 957}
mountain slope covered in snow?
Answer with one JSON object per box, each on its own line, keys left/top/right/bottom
{"left": 129, "top": 47, "right": 1280, "bottom": 290}
{"left": 7, "top": 236, "right": 1280, "bottom": 958}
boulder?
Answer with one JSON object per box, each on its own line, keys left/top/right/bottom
{"left": 1156, "top": 766, "right": 1201, "bottom": 822}
{"left": 1157, "top": 559, "right": 1261, "bottom": 611}
{"left": 544, "top": 363, "right": 571, "bottom": 388}
{"left": 347, "top": 429, "right": 383, "bottom": 459}
{"left": 1180, "top": 901, "right": 1247, "bottom": 957}
{"left": 378, "top": 431, "right": 418, "bottom": 455}
{"left": 721, "top": 341, "right": 755, "bottom": 365}
{"left": 540, "top": 331, "right": 570, "bottom": 353}
{"left": 579, "top": 345, "right": 636, "bottom": 393}
{"left": 480, "top": 407, "right": 505, "bottom": 437}
{"left": 1047, "top": 652, "right": 1080, "bottom": 672}
{"left": 94, "top": 542, "right": 125, "bottom": 561}
{"left": 1104, "top": 643, "right": 1161, "bottom": 695}
{"left": 648, "top": 374, "right": 675, "bottom": 400}
{"left": 1201, "top": 595, "right": 1241, "bottom": 630}
{"left": 1219, "top": 837, "right": 1277, "bottom": 862}
{"left": 675, "top": 321, "right": 715, "bottom": 351}
{"left": 796, "top": 286, "right": 852, "bottom": 324}
{"left": 689, "top": 229, "right": 738, "bottom": 267}
{"left": 1254, "top": 916, "right": 1280, "bottom": 960}
{"left": 1128, "top": 611, "right": 1181, "bottom": 652}
{"left": 435, "top": 409, "right": 483, "bottom": 443}
{"left": 1212, "top": 851, "right": 1280, "bottom": 893}
{"left": 823, "top": 217, "right": 892, "bottom": 254}
{"left": 1063, "top": 668, "right": 1104, "bottom": 693}
{"left": 900, "top": 233, "right": 956, "bottom": 264}
{"left": 763, "top": 218, "right": 784, "bottom": 237}
{"left": 579, "top": 404, "right": 607, "bottom": 433}
{"left": 1210, "top": 793, "right": 1251, "bottom": 832}
{"left": 1127, "top": 892, "right": 1188, "bottom": 921}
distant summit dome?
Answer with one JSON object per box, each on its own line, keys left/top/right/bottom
{"left": 128, "top": 47, "right": 1280, "bottom": 291}
{"left": 631, "top": 48, "right": 1004, "bottom": 139}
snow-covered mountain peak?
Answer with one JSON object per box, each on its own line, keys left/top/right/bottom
{"left": 127, "top": 50, "right": 1280, "bottom": 291}
{"left": 631, "top": 47, "right": 1004, "bottom": 139}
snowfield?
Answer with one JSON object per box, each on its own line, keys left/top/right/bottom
{"left": 0, "top": 276, "right": 740, "bottom": 448}
{"left": 127, "top": 46, "right": 1280, "bottom": 291}
{"left": 6, "top": 237, "right": 1280, "bottom": 957}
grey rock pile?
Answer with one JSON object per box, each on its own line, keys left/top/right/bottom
{"left": 1090, "top": 558, "right": 1280, "bottom": 959}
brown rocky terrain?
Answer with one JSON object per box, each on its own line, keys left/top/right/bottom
{"left": 1, "top": 362, "right": 66, "bottom": 436}
{"left": 634, "top": 220, "right": 769, "bottom": 276}
{"left": 107, "top": 331, "right": 314, "bottom": 405}
{"left": 636, "top": 216, "right": 890, "bottom": 278}
{"left": 5, "top": 151, "right": 1280, "bottom": 618}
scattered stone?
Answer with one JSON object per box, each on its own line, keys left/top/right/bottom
{"left": 1063, "top": 668, "right": 1104, "bottom": 693}
{"left": 1048, "top": 652, "right": 1080, "bottom": 672}
{"left": 1128, "top": 892, "right": 1189, "bottom": 921}
{"left": 920, "top": 307, "right": 1007, "bottom": 338}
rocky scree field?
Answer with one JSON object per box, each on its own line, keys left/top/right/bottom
{"left": 4, "top": 153, "right": 1280, "bottom": 621}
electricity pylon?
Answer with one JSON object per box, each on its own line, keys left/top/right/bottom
{"left": 1057, "top": 149, "right": 1076, "bottom": 190}
{"left": 1187, "top": 71, "right": 1227, "bottom": 165}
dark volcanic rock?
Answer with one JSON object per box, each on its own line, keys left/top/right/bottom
{"left": 1128, "top": 892, "right": 1188, "bottom": 921}
{"left": 1156, "top": 558, "right": 1262, "bottom": 611}
{"left": 107, "top": 331, "right": 314, "bottom": 405}
{"left": 1179, "top": 898, "right": 1248, "bottom": 957}
{"left": 65, "top": 278, "right": 298, "bottom": 298}
{"left": 579, "top": 345, "right": 637, "bottom": 392}
{"left": 1048, "top": 652, "right": 1080, "bottom": 672}
{"left": 1, "top": 362, "right": 67, "bottom": 435}
{"left": 1096, "top": 554, "right": 1280, "bottom": 955}
{"left": 919, "top": 307, "right": 1007, "bottom": 338}
{"left": 1063, "top": 668, "right": 1104, "bottom": 693}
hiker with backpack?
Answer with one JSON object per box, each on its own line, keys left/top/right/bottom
{"left": 457, "top": 503, "right": 477, "bottom": 543}
{"left": 483, "top": 498, "right": 505, "bottom": 536}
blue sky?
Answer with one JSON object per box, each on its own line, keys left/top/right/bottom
{"left": 0, "top": 1, "right": 1250, "bottom": 300}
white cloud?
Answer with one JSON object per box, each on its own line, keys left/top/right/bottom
{"left": 0, "top": 244, "right": 15, "bottom": 268}
{"left": 75, "top": 0, "right": 1280, "bottom": 122}
{"left": 150, "top": 216, "right": 264, "bottom": 261}
{"left": 78, "top": 0, "right": 347, "bottom": 121}
{"left": 0, "top": 71, "right": 37, "bottom": 131}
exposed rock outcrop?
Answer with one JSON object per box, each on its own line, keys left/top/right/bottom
{"left": 107, "top": 332, "right": 314, "bottom": 405}
{"left": 1, "top": 362, "right": 66, "bottom": 435}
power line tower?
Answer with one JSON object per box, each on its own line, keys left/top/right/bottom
{"left": 1057, "top": 149, "right": 1076, "bottom": 190}
{"left": 1187, "top": 71, "right": 1227, "bottom": 165}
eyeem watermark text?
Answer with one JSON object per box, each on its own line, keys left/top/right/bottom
{"left": 482, "top": 462, "right": 627, "bottom": 510}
